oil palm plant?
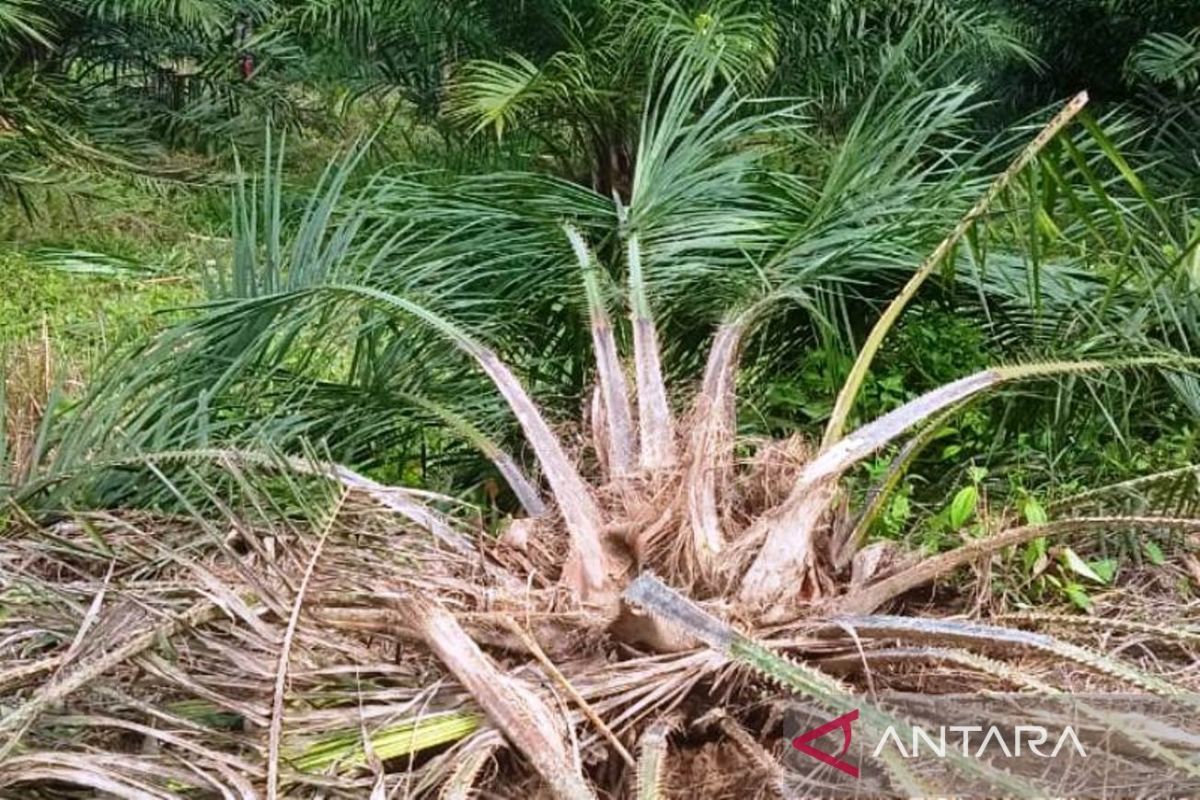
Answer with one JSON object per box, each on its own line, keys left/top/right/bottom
{"left": 6, "top": 58, "right": 1200, "bottom": 796}
{"left": 0, "top": 0, "right": 489, "bottom": 190}
{"left": 1125, "top": 23, "right": 1200, "bottom": 196}
{"left": 32, "top": 60, "right": 1011, "bottom": 502}
{"left": 449, "top": 0, "right": 780, "bottom": 197}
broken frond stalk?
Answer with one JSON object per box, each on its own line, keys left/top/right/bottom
{"left": 821, "top": 90, "right": 1090, "bottom": 450}
{"left": 568, "top": 224, "right": 637, "bottom": 476}
{"left": 628, "top": 236, "right": 676, "bottom": 469}
{"left": 402, "top": 595, "right": 598, "bottom": 800}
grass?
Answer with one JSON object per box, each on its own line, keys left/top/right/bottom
{"left": 0, "top": 176, "right": 218, "bottom": 486}
{"left": 0, "top": 175, "right": 225, "bottom": 361}
{"left": 0, "top": 250, "right": 199, "bottom": 362}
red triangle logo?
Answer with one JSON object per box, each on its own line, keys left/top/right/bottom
{"left": 791, "top": 709, "right": 860, "bottom": 778}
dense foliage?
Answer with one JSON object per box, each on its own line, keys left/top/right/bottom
{"left": 1, "top": 0, "right": 1197, "bottom": 562}
{"left": 2, "top": 1, "right": 1196, "bottom": 193}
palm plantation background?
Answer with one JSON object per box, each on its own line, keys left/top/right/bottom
{"left": 2, "top": 1, "right": 1200, "bottom": 798}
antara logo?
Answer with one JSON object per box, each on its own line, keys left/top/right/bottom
{"left": 790, "top": 708, "right": 1088, "bottom": 779}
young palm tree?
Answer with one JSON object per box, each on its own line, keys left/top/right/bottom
{"left": 449, "top": 0, "right": 779, "bottom": 197}
{"left": 5, "top": 64, "right": 1200, "bottom": 798}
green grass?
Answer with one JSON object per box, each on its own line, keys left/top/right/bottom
{"left": 0, "top": 250, "right": 198, "bottom": 364}
{"left": 2, "top": 178, "right": 214, "bottom": 489}
{"left": 0, "top": 176, "right": 227, "bottom": 370}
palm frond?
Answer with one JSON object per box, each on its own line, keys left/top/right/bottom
{"left": 1128, "top": 28, "right": 1200, "bottom": 90}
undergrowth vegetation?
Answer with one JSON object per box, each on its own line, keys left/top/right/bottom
{"left": 2, "top": 1, "right": 1200, "bottom": 798}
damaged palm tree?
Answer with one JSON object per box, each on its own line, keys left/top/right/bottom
{"left": 7, "top": 64, "right": 1200, "bottom": 799}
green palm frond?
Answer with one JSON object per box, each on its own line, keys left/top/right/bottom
{"left": 0, "top": 0, "right": 50, "bottom": 47}
{"left": 638, "top": 0, "right": 779, "bottom": 90}
{"left": 1127, "top": 28, "right": 1200, "bottom": 89}
{"left": 83, "top": 0, "right": 240, "bottom": 32}
{"left": 771, "top": 0, "right": 1037, "bottom": 114}
{"left": 450, "top": 54, "right": 547, "bottom": 138}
